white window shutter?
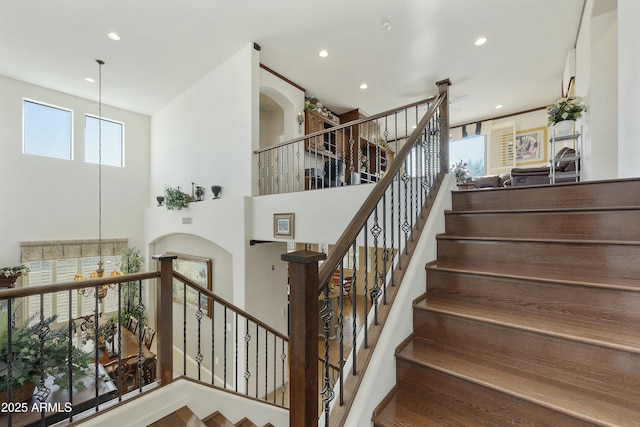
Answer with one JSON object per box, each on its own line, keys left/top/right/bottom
{"left": 487, "top": 121, "right": 516, "bottom": 175}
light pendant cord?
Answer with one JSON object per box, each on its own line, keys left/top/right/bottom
{"left": 97, "top": 59, "right": 104, "bottom": 274}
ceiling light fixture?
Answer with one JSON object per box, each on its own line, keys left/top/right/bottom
{"left": 85, "top": 77, "right": 96, "bottom": 83}
{"left": 474, "top": 37, "right": 487, "bottom": 46}
{"left": 382, "top": 21, "right": 392, "bottom": 31}
{"left": 107, "top": 32, "right": 121, "bottom": 41}
{"left": 495, "top": 104, "right": 504, "bottom": 109}
{"left": 318, "top": 50, "right": 328, "bottom": 58}
{"left": 360, "top": 83, "right": 368, "bottom": 89}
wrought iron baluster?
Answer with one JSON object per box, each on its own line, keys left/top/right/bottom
{"left": 363, "top": 220, "right": 369, "bottom": 349}
{"left": 320, "top": 284, "right": 334, "bottom": 425}
{"left": 224, "top": 307, "right": 227, "bottom": 388}
{"left": 351, "top": 241, "right": 358, "bottom": 375}
{"left": 137, "top": 280, "right": 145, "bottom": 392}
{"left": 255, "top": 323, "right": 259, "bottom": 399}
{"left": 281, "top": 337, "right": 286, "bottom": 406}
{"left": 235, "top": 312, "right": 239, "bottom": 392}
{"left": 371, "top": 207, "right": 382, "bottom": 324}
{"left": 244, "top": 318, "right": 251, "bottom": 395}
{"left": 338, "top": 262, "right": 345, "bottom": 405}
{"left": 211, "top": 301, "right": 215, "bottom": 385}
{"left": 196, "top": 292, "right": 204, "bottom": 381}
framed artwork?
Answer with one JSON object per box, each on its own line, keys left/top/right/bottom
{"left": 273, "top": 213, "right": 295, "bottom": 239}
{"left": 515, "top": 126, "right": 547, "bottom": 165}
{"left": 168, "top": 252, "right": 212, "bottom": 317}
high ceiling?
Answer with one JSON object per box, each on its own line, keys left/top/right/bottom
{"left": 0, "top": 0, "right": 584, "bottom": 126}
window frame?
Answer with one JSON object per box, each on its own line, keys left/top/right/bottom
{"left": 22, "top": 98, "right": 74, "bottom": 160}
{"left": 84, "top": 114, "right": 125, "bottom": 167}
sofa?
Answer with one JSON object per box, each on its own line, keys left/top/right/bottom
{"left": 510, "top": 147, "right": 577, "bottom": 187}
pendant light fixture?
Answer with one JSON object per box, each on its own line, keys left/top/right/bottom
{"left": 77, "top": 59, "right": 111, "bottom": 300}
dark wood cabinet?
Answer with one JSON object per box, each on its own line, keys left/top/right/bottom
{"left": 339, "top": 108, "right": 394, "bottom": 183}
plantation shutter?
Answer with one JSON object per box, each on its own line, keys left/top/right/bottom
{"left": 27, "top": 261, "right": 54, "bottom": 323}
{"left": 487, "top": 121, "right": 516, "bottom": 175}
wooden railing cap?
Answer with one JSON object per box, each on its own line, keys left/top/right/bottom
{"left": 152, "top": 253, "right": 178, "bottom": 261}
{"left": 281, "top": 250, "right": 326, "bottom": 264}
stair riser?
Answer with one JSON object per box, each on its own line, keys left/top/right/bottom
{"left": 445, "top": 209, "right": 640, "bottom": 241}
{"left": 426, "top": 268, "right": 640, "bottom": 326}
{"left": 395, "top": 358, "right": 598, "bottom": 427}
{"left": 412, "top": 310, "right": 640, "bottom": 401}
{"left": 452, "top": 179, "right": 640, "bottom": 211}
{"left": 437, "top": 239, "right": 640, "bottom": 285}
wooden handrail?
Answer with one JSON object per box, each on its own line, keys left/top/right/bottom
{"left": 172, "top": 270, "right": 289, "bottom": 342}
{"left": 0, "top": 271, "right": 160, "bottom": 299}
{"left": 253, "top": 96, "right": 438, "bottom": 154}
{"left": 317, "top": 80, "right": 450, "bottom": 289}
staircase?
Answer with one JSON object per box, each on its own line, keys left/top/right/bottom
{"left": 372, "top": 179, "right": 640, "bottom": 426}
{"left": 149, "top": 406, "right": 274, "bottom": 427}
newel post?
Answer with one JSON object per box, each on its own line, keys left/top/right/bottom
{"left": 154, "top": 253, "right": 177, "bottom": 386}
{"left": 282, "top": 250, "right": 326, "bottom": 427}
{"left": 437, "top": 78, "right": 452, "bottom": 175}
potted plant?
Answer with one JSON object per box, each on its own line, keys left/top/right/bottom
{"left": 163, "top": 185, "right": 191, "bottom": 211}
{"left": 0, "top": 264, "right": 29, "bottom": 288}
{"left": 0, "top": 312, "right": 91, "bottom": 403}
{"left": 547, "top": 96, "right": 587, "bottom": 135}
{"left": 450, "top": 160, "right": 470, "bottom": 184}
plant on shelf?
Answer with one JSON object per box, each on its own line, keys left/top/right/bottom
{"left": 547, "top": 96, "right": 587, "bottom": 126}
{"left": 0, "top": 264, "right": 29, "bottom": 278}
{"left": 0, "top": 311, "right": 92, "bottom": 402}
{"left": 449, "top": 160, "right": 470, "bottom": 184}
{"left": 163, "top": 185, "right": 190, "bottom": 210}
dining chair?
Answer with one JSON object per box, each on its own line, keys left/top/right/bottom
{"left": 142, "top": 325, "right": 156, "bottom": 348}
{"left": 127, "top": 317, "right": 139, "bottom": 335}
{"left": 342, "top": 276, "right": 353, "bottom": 305}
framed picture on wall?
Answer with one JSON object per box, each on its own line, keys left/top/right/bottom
{"left": 273, "top": 213, "right": 295, "bottom": 239}
{"left": 515, "top": 126, "right": 547, "bottom": 165}
{"left": 168, "top": 252, "right": 213, "bottom": 317}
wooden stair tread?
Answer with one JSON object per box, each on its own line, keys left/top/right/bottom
{"left": 397, "top": 337, "right": 640, "bottom": 426}
{"left": 427, "top": 263, "right": 640, "bottom": 292}
{"left": 373, "top": 386, "right": 490, "bottom": 427}
{"left": 148, "top": 406, "right": 206, "bottom": 427}
{"left": 416, "top": 297, "right": 640, "bottom": 353}
{"left": 202, "top": 411, "right": 234, "bottom": 427}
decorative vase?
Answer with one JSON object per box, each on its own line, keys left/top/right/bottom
{"left": 211, "top": 185, "right": 221, "bottom": 199}
{"left": 553, "top": 120, "right": 575, "bottom": 137}
{"left": 156, "top": 196, "right": 164, "bottom": 207}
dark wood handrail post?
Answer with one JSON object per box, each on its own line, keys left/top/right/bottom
{"left": 436, "top": 78, "right": 452, "bottom": 175}
{"left": 282, "top": 250, "right": 326, "bottom": 427}
{"left": 153, "top": 253, "right": 177, "bottom": 386}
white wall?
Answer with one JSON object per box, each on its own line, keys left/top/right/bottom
{"left": 618, "top": 0, "right": 640, "bottom": 178}
{"left": 150, "top": 44, "right": 255, "bottom": 202}
{"left": 0, "top": 74, "right": 150, "bottom": 265}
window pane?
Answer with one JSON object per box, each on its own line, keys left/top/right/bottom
{"left": 23, "top": 100, "right": 72, "bottom": 160}
{"left": 85, "top": 115, "right": 124, "bottom": 167}
{"left": 449, "top": 135, "right": 486, "bottom": 178}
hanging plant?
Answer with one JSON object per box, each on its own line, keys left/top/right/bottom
{"left": 164, "top": 185, "right": 190, "bottom": 210}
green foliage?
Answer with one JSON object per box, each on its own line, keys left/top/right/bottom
{"left": 115, "top": 247, "right": 146, "bottom": 328}
{"left": 0, "top": 264, "right": 29, "bottom": 278}
{"left": 0, "top": 313, "right": 91, "bottom": 392}
{"left": 163, "top": 185, "right": 189, "bottom": 210}
{"left": 547, "top": 96, "right": 587, "bottom": 125}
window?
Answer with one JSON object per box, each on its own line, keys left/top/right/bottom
{"left": 449, "top": 135, "right": 486, "bottom": 178}
{"left": 25, "top": 256, "right": 121, "bottom": 326}
{"left": 23, "top": 99, "right": 73, "bottom": 160}
{"left": 85, "top": 115, "right": 124, "bottom": 167}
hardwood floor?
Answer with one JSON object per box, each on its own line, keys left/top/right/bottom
{"left": 373, "top": 179, "right": 640, "bottom": 426}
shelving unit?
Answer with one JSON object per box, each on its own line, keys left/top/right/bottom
{"left": 549, "top": 125, "right": 582, "bottom": 184}
{"left": 339, "top": 108, "right": 394, "bottom": 184}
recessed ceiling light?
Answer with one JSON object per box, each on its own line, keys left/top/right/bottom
{"left": 85, "top": 77, "right": 95, "bottom": 83}
{"left": 318, "top": 50, "right": 328, "bottom": 58}
{"left": 107, "top": 32, "right": 121, "bottom": 41}
{"left": 360, "top": 83, "right": 368, "bottom": 89}
{"left": 495, "top": 104, "right": 504, "bottom": 109}
{"left": 474, "top": 37, "right": 487, "bottom": 46}
{"left": 382, "top": 21, "right": 392, "bottom": 31}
